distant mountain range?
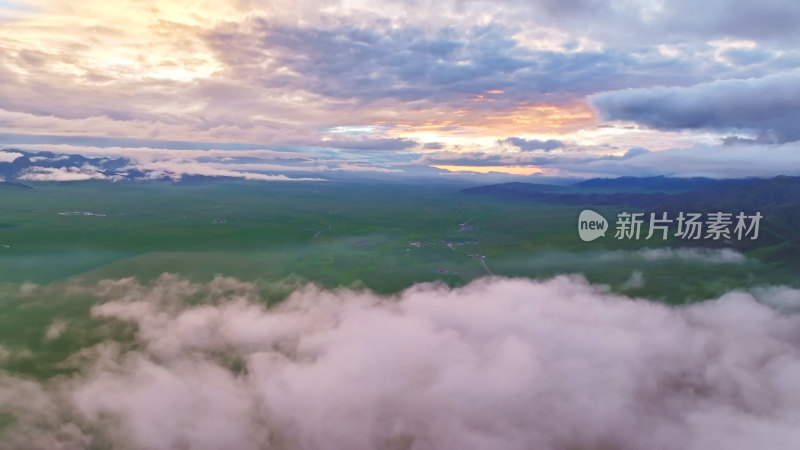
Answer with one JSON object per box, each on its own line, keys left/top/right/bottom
{"left": 0, "top": 149, "right": 282, "bottom": 184}
{"left": 462, "top": 176, "right": 800, "bottom": 264}
{"left": 462, "top": 176, "right": 757, "bottom": 201}
{"left": 462, "top": 176, "right": 800, "bottom": 210}
{"left": 0, "top": 150, "right": 137, "bottom": 184}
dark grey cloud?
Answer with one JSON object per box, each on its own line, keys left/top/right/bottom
{"left": 421, "top": 151, "right": 513, "bottom": 166}
{"left": 501, "top": 137, "right": 563, "bottom": 151}
{"left": 590, "top": 72, "right": 800, "bottom": 143}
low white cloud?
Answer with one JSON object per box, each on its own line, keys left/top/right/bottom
{"left": 17, "top": 166, "right": 117, "bottom": 182}
{"left": 0, "top": 346, "right": 11, "bottom": 362}
{"left": 2, "top": 274, "right": 800, "bottom": 449}
{"left": 750, "top": 286, "right": 800, "bottom": 314}
{"left": 209, "top": 162, "right": 403, "bottom": 174}
{"left": 0, "top": 151, "right": 23, "bottom": 162}
{"left": 601, "top": 247, "right": 747, "bottom": 264}
{"left": 136, "top": 161, "right": 325, "bottom": 181}
{"left": 619, "top": 270, "right": 645, "bottom": 289}
{"left": 0, "top": 346, "right": 32, "bottom": 363}
{"left": 19, "top": 283, "right": 38, "bottom": 296}
{"left": 44, "top": 320, "right": 69, "bottom": 341}
{"left": 3, "top": 144, "right": 313, "bottom": 163}
{"left": 4, "top": 145, "right": 396, "bottom": 179}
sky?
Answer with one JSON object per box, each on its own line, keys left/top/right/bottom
{"left": 2, "top": 0, "right": 800, "bottom": 181}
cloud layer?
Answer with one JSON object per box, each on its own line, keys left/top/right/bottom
{"left": 3, "top": 0, "right": 800, "bottom": 179}
{"left": 3, "top": 274, "right": 800, "bottom": 449}
{"left": 591, "top": 72, "right": 800, "bottom": 143}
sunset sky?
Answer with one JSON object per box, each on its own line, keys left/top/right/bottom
{"left": 2, "top": 0, "right": 800, "bottom": 180}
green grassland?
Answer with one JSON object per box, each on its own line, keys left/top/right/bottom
{"left": 0, "top": 180, "right": 794, "bottom": 294}
{"left": 0, "top": 180, "right": 796, "bottom": 379}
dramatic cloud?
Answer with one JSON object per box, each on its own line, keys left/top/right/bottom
{"left": 591, "top": 72, "right": 800, "bottom": 143}
{"left": 205, "top": 17, "right": 701, "bottom": 112}
{"left": 3, "top": 275, "right": 800, "bottom": 449}
{"left": 2, "top": 0, "right": 800, "bottom": 177}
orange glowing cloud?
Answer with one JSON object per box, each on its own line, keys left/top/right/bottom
{"left": 431, "top": 165, "right": 548, "bottom": 175}
{"left": 387, "top": 101, "right": 597, "bottom": 143}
